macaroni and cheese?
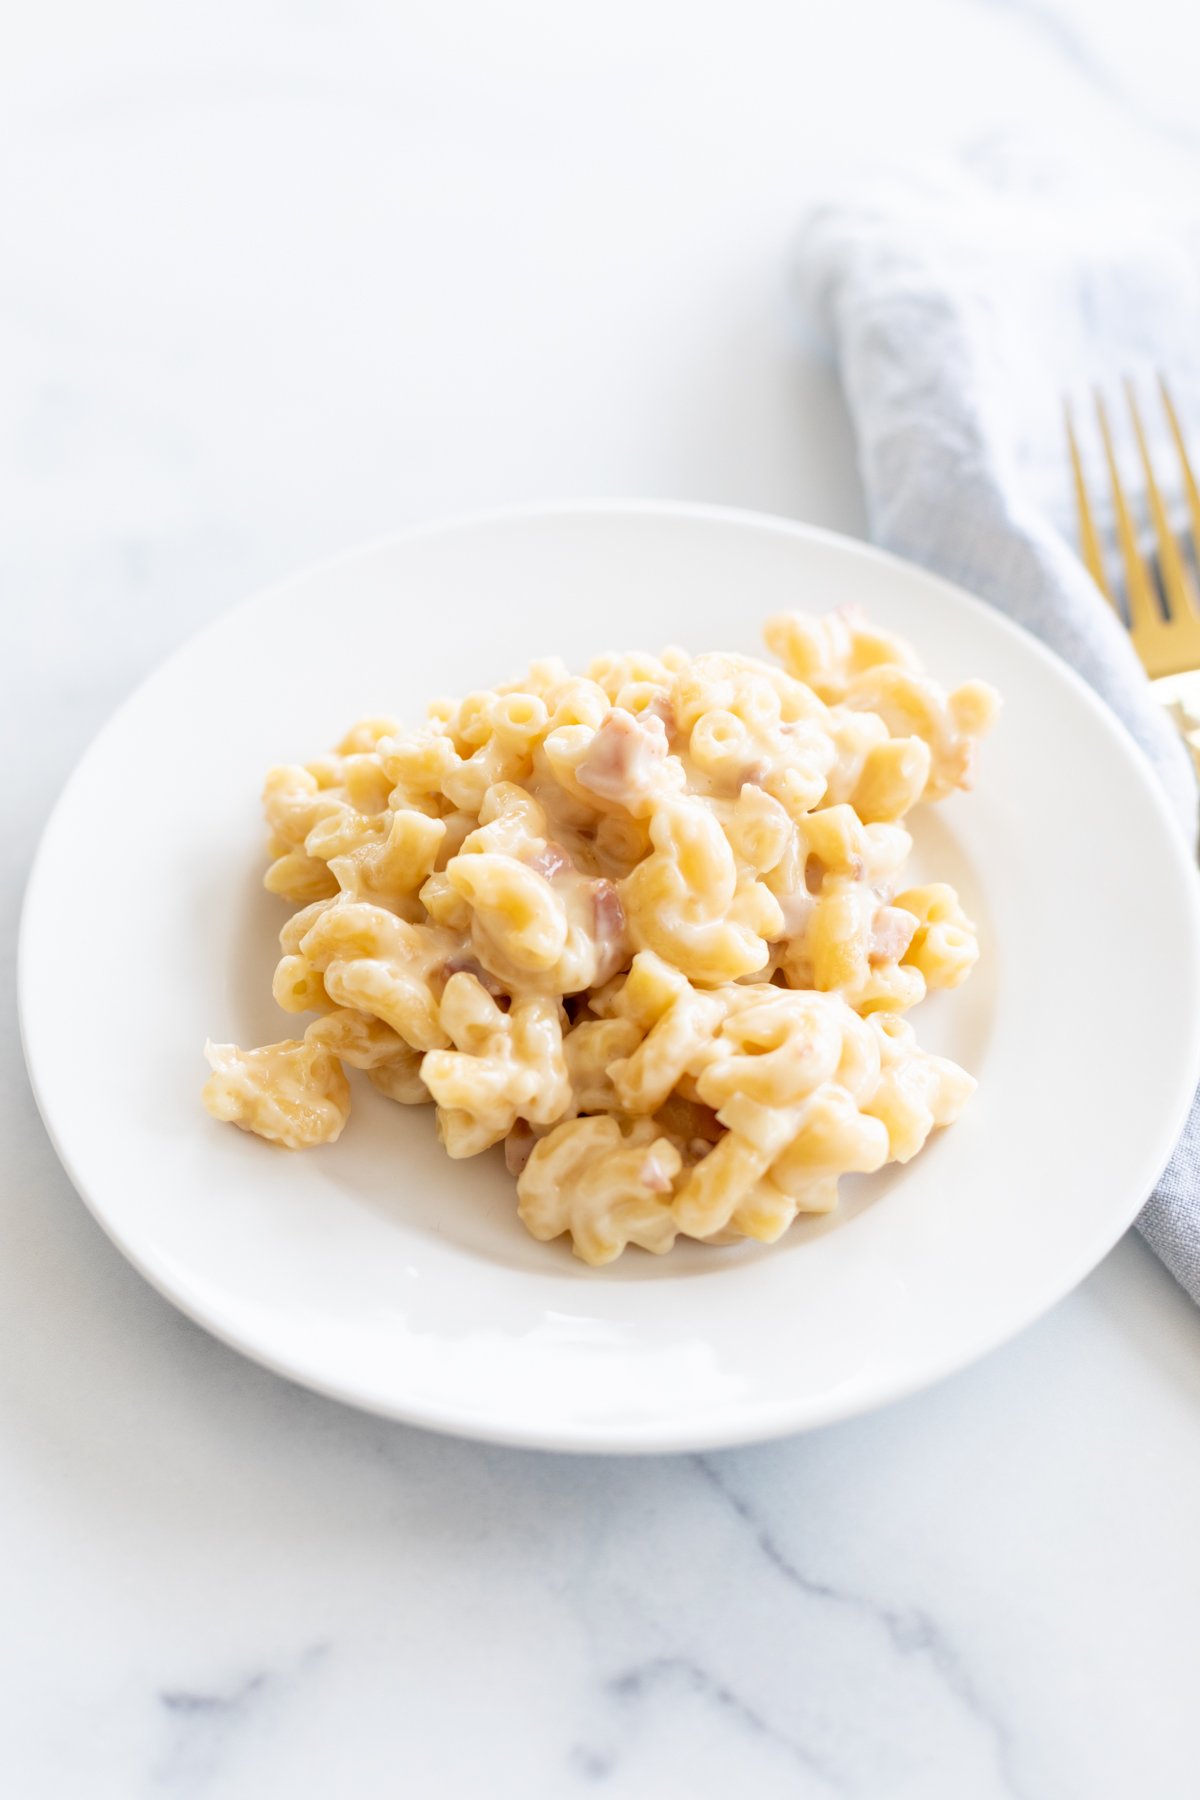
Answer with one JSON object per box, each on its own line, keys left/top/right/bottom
{"left": 203, "top": 607, "right": 999, "bottom": 1263}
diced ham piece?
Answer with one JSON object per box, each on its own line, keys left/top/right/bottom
{"left": 504, "top": 1120, "right": 536, "bottom": 1177}
{"left": 775, "top": 889, "right": 816, "bottom": 939}
{"left": 644, "top": 694, "right": 678, "bottom": 742}
{"left": 952, "top": 742, "right": 977, "bottom": 790}
{"left": 576, "top": 709, "right": 667, "bottom": 807}
{"left": 524, "top": 841, "right": 571, "bottom": 880}
{"left": 869, "top": 905, "right": 917, "bottom": 967}
{"left": 640, "top": 1152, "right": 675, "bottom": 1195}
{"left": 805, "top": 852, "right": 862, "bottom": 890}
{"left": 591, "top": 880, "right": 627, "bottom": 983}
{"left": 441, "top": 952, "right": 508, "bottom": 998}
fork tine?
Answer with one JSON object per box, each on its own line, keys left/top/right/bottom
{"left": 1065, "top": 400, "right": 1115, "bottom": 607}
{"left": 1125, "top": 377, "right": 1199, "bottom": 623}
{"left": 1095, "top": 388, "right": 1162, "bottom": 641}
{"left": 1158, "top": 373, "right": 1200, "bottom": 583}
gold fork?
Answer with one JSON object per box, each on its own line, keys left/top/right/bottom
{"left": 1067, "top": 375, "right": 1200, "bottom": 777}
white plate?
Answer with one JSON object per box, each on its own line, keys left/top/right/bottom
{"left": 20, "top": 503, "right": 1200, "bottom": 1452}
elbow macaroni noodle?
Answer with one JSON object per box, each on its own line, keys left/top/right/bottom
{"left": 204, "top": 607, "right": 999, "bottom": 1264}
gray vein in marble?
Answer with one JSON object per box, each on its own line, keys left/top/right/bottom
{"left": 160, "top": 1671, "right": 269, "bottom": 1718}
{"left": 693, "top": 1457, "right": 1028, "bottom": 1800}
{"left": 153, "top": 1643, "right": 328, "bottom": 1795}
{"left": 576, "top": 1655, "right": 846, "bottom": 1793}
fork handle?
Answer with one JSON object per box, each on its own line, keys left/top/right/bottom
{"left": 1153, "top": 671, "right": 1200, "bottom": 786}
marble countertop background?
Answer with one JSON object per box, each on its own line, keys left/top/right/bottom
{"left": 5, "top": 3, "right": 1200, "bottom": 1795}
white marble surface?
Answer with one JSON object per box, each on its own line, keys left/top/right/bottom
{"left": 5, "top": 3, "right": 1200, "bottom": 1795}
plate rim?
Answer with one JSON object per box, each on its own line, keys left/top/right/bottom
{"left": 19, "top": 498, "right": 1200, "bottom": 1453}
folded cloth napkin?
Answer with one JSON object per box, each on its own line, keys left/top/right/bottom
{"left": 799, "top": 147, "right": 1200, "bottom": 1300}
